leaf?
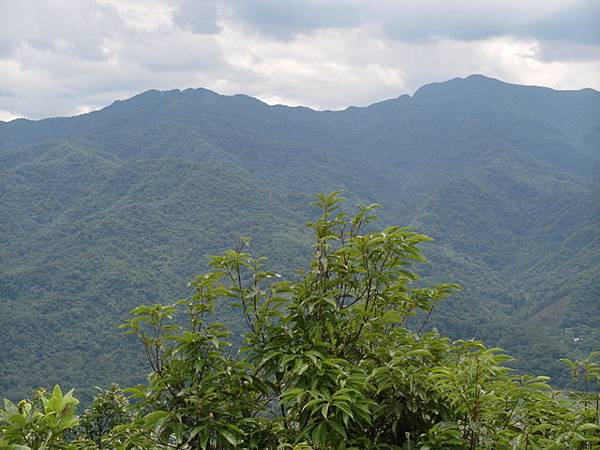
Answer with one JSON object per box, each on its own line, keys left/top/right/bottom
{"left": 143, "top": 410, "right": 169, "bottom": 428}
{"left": 219, "top": 429, "right": 239, "bottom": 446}
{"left": 578, "top": 423, "right": 600, "bottom": 432}
{"left": 329, "top": 419, "right": 347, "bottom": 439}
{"left": 321, "top": 402, "right": 330, "bottom": 419}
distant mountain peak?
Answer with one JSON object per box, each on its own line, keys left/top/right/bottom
{"left": 413, "top": 74, "right": 509, "bottom": 99}
{"left": 415, "top": 74, "right": 599, "bottom": 100}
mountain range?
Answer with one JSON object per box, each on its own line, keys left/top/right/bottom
{"left": 1, "top": 74, "right": 599, "bottom": 401}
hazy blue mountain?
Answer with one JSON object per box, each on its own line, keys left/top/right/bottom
{"left": 1, "top": 74, "right": 599, "bottom": 400}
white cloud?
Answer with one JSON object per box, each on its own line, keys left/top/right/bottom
{"left": 96, "top": 0, "right": 175, "bottom": 32}
{"left": 0, "top": 109, "right": 23, "bottom": 122}
{"left": 215, "top": 24, "right": 600, "bottom": 109}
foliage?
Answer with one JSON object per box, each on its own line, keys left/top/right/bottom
{"left": 3, "top": 193, "right": 597, "bottom": 449}
{"left": 74, "top": 385, "right": 131, "bottom": 448}
{"left": 0, "top": 385, "right": 79, "bottom": 449}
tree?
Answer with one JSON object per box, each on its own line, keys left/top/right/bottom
{"left": 75, "top": 385, "right": 131, "bottom": 448}
{"left": 117, "top": 192, "right": 599, "bottom": 449}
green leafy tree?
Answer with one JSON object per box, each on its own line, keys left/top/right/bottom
{"left": 116, "top": 193, "right": 600, "bottom": 449}
{"left": 74, "top": 385, "right": 131, "bottom": 448}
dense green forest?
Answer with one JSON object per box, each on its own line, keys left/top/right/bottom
{"left": 1, "top": 75, "right": 599, "bottom": 402}
{"left": 2, "top": 194, "right": 599, "bottom": 449}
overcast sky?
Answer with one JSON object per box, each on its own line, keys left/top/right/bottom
{"left": 1, "top": 0, "right": 599, "bottom": 120}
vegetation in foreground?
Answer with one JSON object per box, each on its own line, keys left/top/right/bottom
{"left": 1, "top": 193, "right": 599, "bottom": 449}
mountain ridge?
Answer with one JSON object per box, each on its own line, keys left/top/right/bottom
{"left": 2, "top": 74, "right": 598, "bottom": 126}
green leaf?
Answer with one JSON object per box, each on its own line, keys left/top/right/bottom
{"left": 219, "top": 429, "right": 239, "bottom": 446}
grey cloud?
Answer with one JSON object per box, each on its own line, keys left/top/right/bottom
{"left": 0, "top": 0, "right": 123, "bottom": 60}
{"left": 534, "top": 42, "right": 600, "bottom": 63}
{"left": 226, "top": 0, "right": 506, "bottom": 41}
{"left": 524, "top": 0, "right": 600, "bottom": 46}
{"left": 227, "top": 0, "right": 361, "bottom": 38}
{"left": 118, "top": 32, "right": 227, "bottom": 72}
{"left": 226, "top": 0, "right": 599, "bottom": 48}
{"left": 172, "top": 0, "right": 222, "bottom": 34}
{"left": 380, "top": 15, "right": 511, "bottom": 43}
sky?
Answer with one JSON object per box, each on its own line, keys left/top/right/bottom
{"left": 1, "top": 0, "right": 599, "bottom": 121}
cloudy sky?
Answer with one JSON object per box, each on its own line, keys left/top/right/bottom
{"left": 1, "top": 0, "right": 599, "bottom": 120}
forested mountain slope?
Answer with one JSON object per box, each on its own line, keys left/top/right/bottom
{"left": 1, "top": 74, "right": 598, "bottom": 400}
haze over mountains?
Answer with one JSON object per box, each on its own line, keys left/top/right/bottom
{"left": 1, "top": 74, "right": 599, "bottom": 401}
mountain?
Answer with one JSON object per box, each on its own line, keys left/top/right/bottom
{"left": 1, "top": 74, "right": 599, "bottom": 401}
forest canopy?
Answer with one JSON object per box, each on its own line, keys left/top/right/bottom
{"left": 1, "top": 193, "right": 599, "bottom": 449}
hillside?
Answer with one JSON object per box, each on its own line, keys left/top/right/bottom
{"left": 1, "top": 74, "right": 599, "bottom": 400}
